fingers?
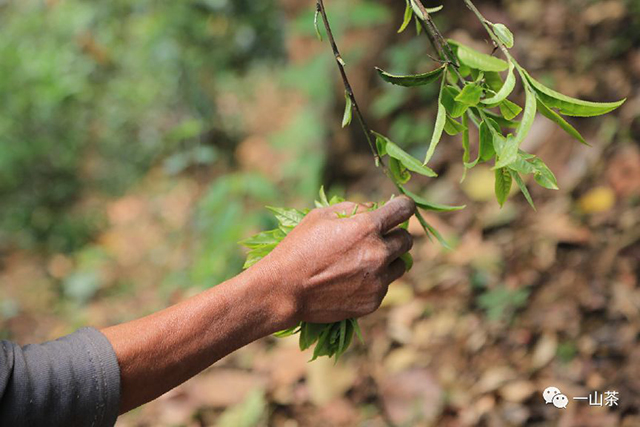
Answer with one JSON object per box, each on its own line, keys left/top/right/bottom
{"left": 382, "top": 258, "right": 406, "bottom": 286}
{"left": 383, "top": 228, "right": 413, "bottom": 263}
{"left": 367, "top": 196, "right": 416, "bottom": 233}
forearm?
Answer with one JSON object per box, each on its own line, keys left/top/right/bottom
{"left": 101, "top": 265, "right": 297, "bottom": 414}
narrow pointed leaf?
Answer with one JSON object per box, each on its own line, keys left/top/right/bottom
{"left": 479, "top": 120, "right": 496, "bottom": 162}
{"left": 491, "top": 23, "right": 514, "bottom": 48}
{"left": 400, "top": 186, "right": 466, "bottom": 211}
{"left": 375, "top": 65, "right": 445, "bottom": 87}
{"left": 481, "top": 110, "right": 520, "bottom": 129}
{"left": 444, "top": 114, "right": 466, "bottom": 135}
{"left": 424, "top": 75, "right": 448, "bottom": 164}
{"left": 483, "top": 62, "right": 516, "bottom": 105}
{"left": 510, "top": 170, "right": 536, "bottom": 210}
{"left": 415, "top": 213, "right": 451, "bottom": 249}
{"left": 442, "top": 85, "right": 470, "bottom": 118}
{"left": 524, "top": 71, "right": 625, "bottom": 117}
{"left": 530, "top": 158, "right": 559, "bottom": 190}
{"left": 342, "top": 92, "right": 353, "bottom": 128}
{"left": 410, "top": 0, "right": 443, "bottom": 20}
{"left": 351, "top": 318, "right": 364, "bottom": 343}
{"left": 314, "top": 9, "right": 323, "bottom": 41}
{"left": 453, "top": 41, "right": 509, "bottom": 72}
{"left": 266, "top": 206, "right": 306, "bottom": 227}
{"left": 461, "top": 114, "right": 475, "bottom": 180}
{"left": 455, "top": 82, "right": 484, "bottom": 106}
{"left": 499, "top": 99, "right": 523, "bottom": 120}
{"left": 484, "top": 71, "right": 504, "bottom": 92}
{"left": 372, "top": 131, "right": 388, "bottom": 157}
{"left": 389, "top": 157, "right": 412, "bottom": 184}
{"left": 398, "top": 2, "right": 413, "bottom": 33}
{"left": 386, "top": 139, "right": 437, "bottom": 177}
{"left": 494, "top": 167, "right": 512, "bottom": 207}
{"left": 316, "top": 185, "right": 330, "bottom": 208}
{"left": 508, "top": 77, "right": 537, "bottom": 158}
{"left": 494, "top": 134, "right": 519, "bottom": 169}
{"left": 536, "top": 97, "right": 587, "bottom": 145}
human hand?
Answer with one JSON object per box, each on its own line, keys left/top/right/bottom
{"left": 252, "top": 196, "right": 415, "bottom": 324}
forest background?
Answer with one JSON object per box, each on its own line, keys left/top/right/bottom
{"left": 0, "top": 0, "right": 639, "bottom": 425}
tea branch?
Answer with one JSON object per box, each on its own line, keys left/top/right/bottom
{"left": 411, "top": 0, "right": 458, "bottom": 68}
{"left": 316, "top": 0, "right": 435, "bottom": 238}
{"left": 316, "top": 0, "right": 381, "bottom": 166}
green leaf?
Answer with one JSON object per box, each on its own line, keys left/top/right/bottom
{"left": 239, "top": 229, "right": 286, "bottom": 248}
{"left": 508, "top": 154, "right": 536, "bottom": 175}
{"left": 400, "top": 253, "right": 413, "bottom": 271}
{"left": 351, "top": 318, "right": 364, "bottom": 343}
{"left": 494, "top": 134, "right": 519, "bottom": 169}
{"left": 400, "top": 186, "right": 466, "bottom": 211}
{"left": 409, "top": 0, "right": 443, "bottom": 20}
{"left": 311, "top": 328, "right": 332, "bottom": 361}
{"left": 337, "top": 320, "right": 347, "bottom": 358}
{"left": 530, "top": 158, "right": 559, "bottom": 190}
{"left": 444, "top": 114, "right": 466, "bottom": 136}
{"left": 415, "top": 213, "right": 451, "bottom": 250}
{"left": 424, "top": 75, "right": 448, "bottom": 164}
{"left": 491, "top": 23, "right": 514, "bottom": 48}
{"left": 479, "top": 120, "right": 496, "bottom": 162}
{"left": 499, "top": 99, "right": 523, "bottom": 120}
{"left": 243, "top": 244, "right": 277, "bottom": 268}
{"left": 510, "top": 170, "right": 535, "bottom": 210}
{"left": 524, "top": 71, "right": 625, "bottom": 117}
{"left": 300, "top": 322, "right": 326, "bottom": 351}
{"left": 494, "top": 167, "right": 512, "bottom": 207}
{"left": 342, "top": 92, "right": 353, "bottom": 128}
{"left": 461, "top": 114, "right": 473, "bottom": 179}
{"left": 504, "top": 77, "right": 537, "bottom": 164}
{"left": 484, "top": 71, "right": 504, "bottom": 92}
{"left": 536, "top": 97, "right": 587, "bottom": 145}
{"left": 481, "top": 110, "right": 520, "bottom": 129}
{"left": 398, "top": 1, "right": 413, "bottom": 33}
{"left": 455, "top": 82, "right": 484, "bottom": 106}
{"left": 314, "top": 9, "right": 323, "bottom": 41}
{"left": 441, "top": 85, "right": 470, "bottom": 118}
{"left": 389, "top": 157, "right": 412, "bottom": 184}
{"left": 482, "top": 62, "right": 516, "bottom": 105}
{"left": 375, "top": 65, "right": 445, "bottom": 87}
{"left": 453, "top": 41, "right": 509, "bottom": 72}
{"left": 386, "top": 138, "right": 437, "bottom": 177}
{"left": 274, "top": 324, "right": 301, "bottom": 338}
{"left": 266, "top": 206, "right": 306, "bottom": 227}
{"left": 373, "top": 131, "right": 388, "bottom": 157}
{"left": 315, "top": 186, "right": 330, "bottom": 208}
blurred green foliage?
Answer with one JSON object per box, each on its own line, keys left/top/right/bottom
{"left": 0, "top": 0, "right": 284, "bottom": 252}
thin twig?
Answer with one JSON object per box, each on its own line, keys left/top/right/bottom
{"left": 316, "top": 0, "right": 381, "bottom": 166}
{"left": 463, "top": 0, "right": 511, "bottom": 60}
{"left": 316, "top": 0, "right": 434, "bottom": 237}
{"left": 411, "top": 0, "right": 458, "bottom": 67}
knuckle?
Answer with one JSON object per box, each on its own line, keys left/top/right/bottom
{"left": 307, "top": 209, "right": 322, "bottom": 219}
{"left": 400, "top": 229, "right": 413, "bottom": 251}
{"left": 357, "top": 213, "right": 378, "bottom": 233}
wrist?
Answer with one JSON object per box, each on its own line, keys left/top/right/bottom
{"left": 241, "top": 259, "right": 302, "bottom": 331}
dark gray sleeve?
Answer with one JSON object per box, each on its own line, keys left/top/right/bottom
{"left": 0, "top": 327, "right": 121, "bottom": 427}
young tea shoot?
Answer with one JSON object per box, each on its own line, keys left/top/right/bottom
{"left": 240, "top": 0, "right": 625, "bottom": 360}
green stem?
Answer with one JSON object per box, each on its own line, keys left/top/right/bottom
{"left": 316, "top": 0, "right": 381, "bottom": 166}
